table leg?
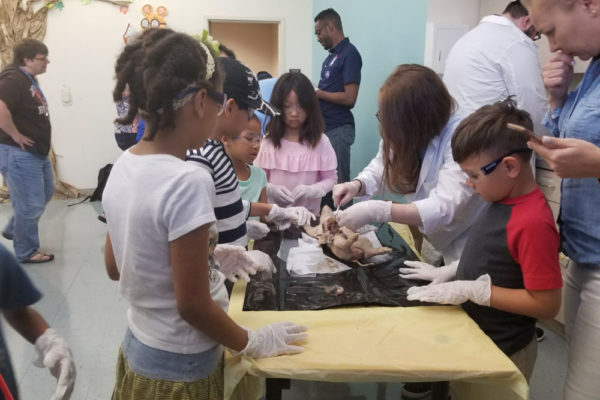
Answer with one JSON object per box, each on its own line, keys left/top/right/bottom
{"left": 431, "top": 381, "right": 449, "bottom": 400}
{"left": 265, "top": 378, "right": 291, "bottom": 400}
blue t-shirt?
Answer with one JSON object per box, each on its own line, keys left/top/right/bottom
{"left": 317, "top": 37, "right": 362, "bottom": 131}
{"left": 0, "top": 244, "right": 42, "bottom": 400}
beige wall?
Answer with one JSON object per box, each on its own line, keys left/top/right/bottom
{"left": 209, "top": 21, "right": 278, "bottom": 76}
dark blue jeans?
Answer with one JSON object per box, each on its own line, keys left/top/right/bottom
{"left": 322, "top": 124, "right": 355, "bottom": 209}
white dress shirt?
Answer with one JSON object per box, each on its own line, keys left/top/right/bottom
{"left": 443, "top": 15, "right": 548, "bottom": 133}
{"left": 355, "top": 114, "right": 487, "bottom": 263}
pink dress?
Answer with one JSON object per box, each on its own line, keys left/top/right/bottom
{"left": 254, "top": 135, "right": 338, "bottom": 214}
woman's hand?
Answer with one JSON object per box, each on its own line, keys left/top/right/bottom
{"left": 332, "top": 181, "right": 361, "bottom": 207}
{"left": 528, "top": 136, "right": 600, "bottom": 178}
{"left": 542, "top": 52, "right": 574, "bottom": 110}
{"left": 336, "top": 200, "right": 392, "bottom": 231}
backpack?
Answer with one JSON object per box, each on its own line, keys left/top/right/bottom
{"left": 90, "top": 164, "right": 113, "bottom": 201}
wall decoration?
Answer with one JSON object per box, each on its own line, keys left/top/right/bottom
{"left": 122, "top": 22, "right": 136, "bottom": 44}
{"left": 140, "top": 4, "right": 168, "bottom": 30}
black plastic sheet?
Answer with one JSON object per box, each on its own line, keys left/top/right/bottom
{"left": 244, "top": 224, "right": 432, "bottom": 311}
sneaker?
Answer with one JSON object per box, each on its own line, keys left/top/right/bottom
{"left": 402, "top": 382, "right": 432, "bottom": 399}
{"left": 536, "top": 327, "right": 545, "bottom": 342}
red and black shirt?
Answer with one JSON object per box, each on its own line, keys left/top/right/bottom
{"left": 456, "top": 187, "right": 562, "bottom": 356}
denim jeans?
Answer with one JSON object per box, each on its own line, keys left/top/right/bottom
{"left": 324, "top": 124, "right": 355, "bottom": 185}
{"left": 322, "top": 124, "right": 355, "bottom": 209}
{"left": 121, "top": 329, "right": 223, "bottom": 381}
{"left": 563, "top": 261, "right": 600, "bottom": 400}
{"left": 0, "top": 144, "right": 54, "bottom": 261}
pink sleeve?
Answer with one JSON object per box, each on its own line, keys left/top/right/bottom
{"left": 317, "top": 168, "right": 337, "bottom": 193}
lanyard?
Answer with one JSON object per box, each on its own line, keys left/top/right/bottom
{"left": 18, "top": 67, "right": 47, "bottom": 106}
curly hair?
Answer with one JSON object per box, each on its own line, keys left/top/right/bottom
{"left": 266, "top": 72, "right": 324, "bottom": 149}
{"left": 113, "top": 28, "right": 223, "bottom": 141}
{"left": 379, "top": 64, "right": 455, "bottom": 194}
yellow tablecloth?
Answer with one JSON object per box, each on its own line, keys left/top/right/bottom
{"left": 225, "top": 224, "right": 528, "bottom": 400}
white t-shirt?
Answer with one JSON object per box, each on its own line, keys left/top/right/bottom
{"left": 103, "top": 150, "right": 229, "bottom": 354}
{"left": 443, "top": 15, "right": 548, "bottom": 133}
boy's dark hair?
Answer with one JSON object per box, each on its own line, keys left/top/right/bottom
{"left": 13, "top": 39, "right": 48, "bottom": 66}
{"left": 257, "top": 71, "right": 272, "bottom": 81}
{"left": 219, "top": 43, "right": 236, "bottom": 59}
{"left": 314, "top": 8, "right": 343, "bottom": 32}
{"left": 379, "top": 64, "right": 455, "bottom": 194}
{"left": 112, "top": 28, "right": 223, "bottom": 141}
{"left": 503, "top": 1, "right": 529, "bottom": 18}
{"left": 452, "top": 97, "right": 534, "bottom": 164}
{"left": 266, "top": 72, "right": 324, "bottom": 149}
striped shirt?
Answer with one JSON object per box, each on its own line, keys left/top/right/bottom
{"left": 187, "top": 140, "right": 249, "bottom": 246}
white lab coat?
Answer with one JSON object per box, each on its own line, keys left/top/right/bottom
{"left": 355, "top": 114, "right": 487, "bottom": 263}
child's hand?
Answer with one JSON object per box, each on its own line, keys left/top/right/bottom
{"left": 292, "top": 184, "right": 326, "bottom": 201}
{"left": 406, "top": 274, "right": 491, "bottom": 306}
{"left": 233, "top": 321, "right": 308, "bottom": 358}
{"left": 266, "top": 184, "right": 294, "bottom": 206}
{"left": 213, "top": 244, "right": 258, "bottom": 282}
{"left": 399, "top": 260, "right": 459, "bottom": 284}
{"left": 267, "top": 205, "right": 316, "bottom": 230}
{"left": 34, "top": 328, "right": 76, "bottom": 400}
{"left": 246, "top": 220, "right": 270, "bottom": 240}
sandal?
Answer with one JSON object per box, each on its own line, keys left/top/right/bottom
{"left": 22, "top": 251, "right": 54, "bottom": 264}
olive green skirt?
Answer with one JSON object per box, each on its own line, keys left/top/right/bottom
{"left": 112, "top": 349, "right": 224, "bottom": 400}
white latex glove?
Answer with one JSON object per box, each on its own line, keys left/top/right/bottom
{"left": 291, "top": 184, "right": 326, "bottom": 202}
{"left": 233, "top": 321, "right": 308, "bottom": 358}
{"left": 34, "top": 328, "right": 76, "bottom": 400}
{"left": 336, "top": 200, "right": 392, "bottom": 231}
{"left": 332, "top": 181, "right": 361, "bottom": 207}
{"left": 406, "top": 274, "right": 492, "bottom": 306}
{"left": 214, "top": 244, "right": 257, "bottom": 282}
{"left": 399, "top": 260, "right": 459, "bottom": 284}
{"left": 267, "top": 204, "right": 316, "bottom": 230}
{"left": 246, "top": 249, "right": 277, "bottom": 274}
{"left": 266, "top": 183, "right": 294, "bottom": 206}
{"left": 246, "top": 219, "right": 270, "bottom": 240}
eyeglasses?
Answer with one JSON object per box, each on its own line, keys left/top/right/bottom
{"left": 524, "top": 25, "right": 542, "bottom": 41}
{"left": 232, "top": 134, "right": 262, "bottom": 144}
{"left": 466, "top": 149, "right": 531, "bottom": 182}
{"left": 283, "top": 103, "right": 305, "bottom": 114}
{"left": 33, "top": 56, "right": 49, "bottom": 62}
{"left": 207, "top": 88, "right": 227, "bottom": 116}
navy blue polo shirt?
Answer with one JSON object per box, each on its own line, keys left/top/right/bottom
{"left": 318, "top": 37, "right": 362, "bottom": 132}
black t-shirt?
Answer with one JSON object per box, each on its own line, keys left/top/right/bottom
{"left": 0, "top": 64, "right": 51, "bottom": 156}
{"left": 0, "top": 244, "right": 42, "bottom": 400}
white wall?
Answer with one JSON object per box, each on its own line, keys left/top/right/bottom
{"left": 42, "top": 0, "right": 313, "bottom": 189}
{"left": 427, "top": 0, "right": 481, "bottom": 28}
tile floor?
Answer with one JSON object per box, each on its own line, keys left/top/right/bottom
{"left": 1, "top": 199, "right": 568, "bottom": 400}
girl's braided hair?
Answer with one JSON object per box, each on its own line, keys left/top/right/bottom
{"left": 113, "top": 28, "right": 222, "bottom": 140}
